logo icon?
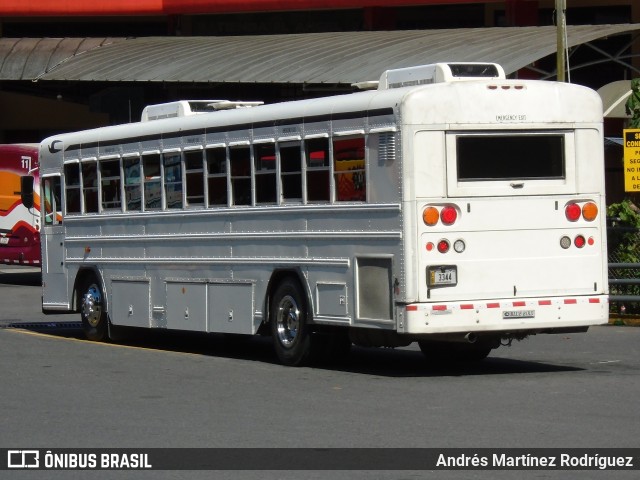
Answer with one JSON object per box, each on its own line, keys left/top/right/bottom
{"left": 48, "top": 140, "right": 62, "bottom": 154}
{"left": 8, "top": 450, "right": 40, "bottom": 468}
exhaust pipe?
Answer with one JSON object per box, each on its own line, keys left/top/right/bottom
{"left": 421, "top": 333, "right": 478, "bottom": 344}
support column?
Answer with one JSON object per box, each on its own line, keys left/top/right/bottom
{"left": 633, "top": 0, "right": 640, "bottom": 73}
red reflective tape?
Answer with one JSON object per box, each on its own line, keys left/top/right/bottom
{"left": 513, "top": 301, "right": 526, "bottom": 307}
{"left": 432, "top": 305, "right": 447, "bottom": 311}
{"left": 460, "top": 304, "right": 474, "bottom": 310}
{"left": 589, "top": 298, "right": 600, "bottom": 304}
{"left": 564, "top": 299, "right": 577, "bottom": 304}
{"left": 538, "top": 300, "right": 552, "bottom": 306}
{"left": 486, "top": 303, "right": 500, "bottom": 308}
{"left": 406, "top": 305, "right": 418, "bottom": 311}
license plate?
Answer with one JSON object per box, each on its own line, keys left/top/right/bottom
{"left": 428, "top": 266, "right": 457, "bottom": 288}
{"left": 0, "top": 237, "right": 8, "bottom": 245}
{"left": 503, "top": 310, "right": 535, "bottom": 319}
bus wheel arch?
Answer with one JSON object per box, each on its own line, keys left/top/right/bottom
{"left": 74, "top": 267, "right": 109, "bottom": 342}
{"left": 263, "top": 269, "right": 310, "bottom": 327}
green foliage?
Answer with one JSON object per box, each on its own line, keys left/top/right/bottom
{"left": 607, "top": 200, "right": 640, "bottom": 312}
{"left": 607, "top": 199, "right": 640, "bottom": 264}
{"left": 607, "top": 199, "right": 640, "bottom": 228}
{"left": 626, "top": 78, "right": 640, "bottom": 129}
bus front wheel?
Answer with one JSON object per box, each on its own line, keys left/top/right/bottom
{"left": 80, "top": 278, "right": 108, "bottom": 342}
{"left": 270, "top": 278, "right": 312, "bottom": 366}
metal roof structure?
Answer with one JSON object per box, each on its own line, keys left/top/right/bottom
{"left": 1, "top": 24, "right": 640, "bottom": 85}
{"left": 598, "top": 80, "right": 632, "bottom": 118}
{"left": 0, "top": 37, "right": 125, "bottom": 81}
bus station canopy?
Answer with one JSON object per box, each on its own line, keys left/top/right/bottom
{"left": 598, "top": 80, "right": 632, "bottom": 118}
{"left": 1, "top": 24, "right": 640, "bottom": 85}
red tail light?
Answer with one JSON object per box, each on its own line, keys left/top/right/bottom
{"left": 437, "top": 240, "right": 450, "bottom": 253}
{"left": 440, "top": 206, "right": 457, "bottom": 225}
{"left": 565, "top": 203, "right": 581, "bottom": 222}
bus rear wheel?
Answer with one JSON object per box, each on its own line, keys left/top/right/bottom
{"left": 80, "top": 278, "right": 108, "bottom": 342}
{"left": 270, "top": 277, "right": 312, "bottom": 366}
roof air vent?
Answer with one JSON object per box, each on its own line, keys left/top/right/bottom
{"left": 378, "top": 62, "right": 505, "bottom": 90}
{"left": 141, "top": 100, "right": 264, "bottom": 122}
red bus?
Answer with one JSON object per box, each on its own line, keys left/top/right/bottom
{"left": 0, "top": 144, "right": 40, "bottom": 266}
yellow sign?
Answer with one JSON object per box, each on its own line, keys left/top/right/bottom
{"left": 624, "top": 129, "right": 640, "bottom": 192}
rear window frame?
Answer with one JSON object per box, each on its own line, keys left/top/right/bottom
{"left": 445, "top": 130, "right": 576, "bottom": 197}
{"left": 456, "top": 132, "right": 566, "bottom": 182}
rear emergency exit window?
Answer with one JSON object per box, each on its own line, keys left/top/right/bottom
{"left": 457, "top": 134, "right": 565, "bottom": 181}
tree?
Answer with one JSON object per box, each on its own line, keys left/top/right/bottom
{"left": 625, "top": 78, "right": 640, "bottom": 128}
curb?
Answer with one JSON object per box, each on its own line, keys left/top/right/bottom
{"left": 608, "top": 317, "right": 640, "bottom": 326}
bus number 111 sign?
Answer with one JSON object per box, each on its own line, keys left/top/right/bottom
{"left": 624, "top": 129, "right": 640, "bottom": 192}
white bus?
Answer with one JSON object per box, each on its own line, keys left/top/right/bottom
{"left": 38, "top": 63, "right": 608, "bottom": 366}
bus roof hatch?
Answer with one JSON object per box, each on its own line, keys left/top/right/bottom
{"left": 378, "top": 62, "right": 505, "bottom": 90}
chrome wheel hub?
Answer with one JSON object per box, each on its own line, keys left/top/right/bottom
{"left": 276, "top": 295, "right": 300, "bottom": 348}
{"left": 81, "top": 284, "right": 102, "bottom": 327}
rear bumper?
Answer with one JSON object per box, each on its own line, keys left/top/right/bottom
{"left": 0, "top": 244, "right": 41, "bottom": 266}
{"left": 400, "top": 295, "right": 608, "bottom": 335}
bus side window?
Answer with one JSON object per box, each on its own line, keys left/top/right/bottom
{"left": 81, "top": 160, "right": 99, "bottom": 213}
{"left": 185, "top": 150, "right": 205, "bottom": 207}
{"left": 163, "top": 153, "right": 183, "bottom": 209}
{"left": 305, "top": 138, "right": 330, "bottom": 203}
{"left": 254, "top": 143, "right": 277, "bottom": 204}
{"left": 100, "top": 158, "right": 122, "bottom": 211}
{"left": 206, "top": 147, "right": 228, "bottom": 206}
{"left": 143, "top": 154, "right": 161, "bottom": 210}
{"left": 64, "top": 163, "right": 81, "bottom": 214}
{"left": 334, "top": 136, "right": 366, "bottom": 202}
{"left": 124, "top": 157, "right": 141, "bottom": 211}
{"left": 230, "top": 146, "right": 251, "bottom": 206}
{"left": 280, "top": 142, "right": 302, "bottom": 202}
{"left": 43, "top": 176, "right": 62, "bottom": 226}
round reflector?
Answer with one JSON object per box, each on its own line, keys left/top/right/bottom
{"left": 437, "top": 240, "right": 450, "bottom": 254}
{"left": 440, "top": 206, "right": 458, "bottom": 225}
{"left": 574, "top": 235, "right": 586, "bottom": 248}
{"left": 582, "top": 202, "right": 598, "bottom": 222}
{"left": 565, "top": 203, "right": 581, "bottom": 222}
{"left": 423, "top": 207, "right": 439, "bottom": 226}
{"left": 426, "top": 242, "right": 434, "bottom": 252}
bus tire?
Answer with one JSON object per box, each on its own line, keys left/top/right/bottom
{"left": 270, "top": 277, "right": 312, "bottom": 366}
{"left": 80, "top": 277, "right": 109, "bottom": 342}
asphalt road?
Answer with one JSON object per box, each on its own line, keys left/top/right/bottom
{"left": 0, "top": 266, "right": 638, "bottom": 480}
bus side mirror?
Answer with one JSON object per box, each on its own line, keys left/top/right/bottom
{"left": 20, "top": 175, "right": 34, "bottom": 209}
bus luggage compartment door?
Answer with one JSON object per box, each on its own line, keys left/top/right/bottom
{"left": 111, "top": 280, "right": 151, "bottom": 328}
{"left": 208, "top": 283, "right": 255, "bottom": 334}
